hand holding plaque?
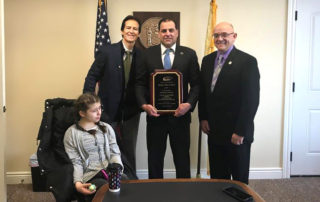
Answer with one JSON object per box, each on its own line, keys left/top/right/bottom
{"left": 150, "top": 70, "right": 183, "bottom": 114}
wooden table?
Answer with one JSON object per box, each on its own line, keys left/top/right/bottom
{"left": 93, "top": 178, "right": 265, "bottom": 202}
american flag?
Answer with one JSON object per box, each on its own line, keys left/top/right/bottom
{"left": 94, "top": 0, "right": 111, "bottom": 57}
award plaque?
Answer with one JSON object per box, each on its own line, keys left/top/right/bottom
{"left": 150, "top": 70, "right": 183, "bottom": 114}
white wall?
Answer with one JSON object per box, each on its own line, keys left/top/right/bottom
{"left": 4, "top": 0, "right": 287, "bottom": 184}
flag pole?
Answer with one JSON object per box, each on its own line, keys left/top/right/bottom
{"left": 197, "top": 0, "right": 217, "bottom": 178}
{"left": 196, "top": 124, "right": 202, "bottom": 178}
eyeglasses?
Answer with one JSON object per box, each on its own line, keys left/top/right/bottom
{"left": 213, "top": 32, "right": 234, "bottom": 38}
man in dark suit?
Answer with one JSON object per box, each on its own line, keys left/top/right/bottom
{"left": 83, "top": 15, "right": 141, "bottom": 172}
{"left": 135, "top": 18, "right": 200, "bottom": 179}
{"left": 198, "top": 22, "right": 260, "bottom": 184}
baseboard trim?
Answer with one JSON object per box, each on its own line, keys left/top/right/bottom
{"left": 136, "top": 169, "right": 210, "bottom": 179}
{"left": 6, "top": 167, "right": 284, "bottom": 184}
{"left": 137, "top": 167, "right": 284, "bottom": 180}
{"left": 6, "top": 171, "right": 32, "bottom": 184}
{"left": 249, "top": 167, "right": 283, "bottom": 179}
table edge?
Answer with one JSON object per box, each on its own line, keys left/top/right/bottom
{"left": 93, "top": 178, "right": 265, "bottom": 202}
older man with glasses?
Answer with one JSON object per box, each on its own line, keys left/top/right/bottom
{"left": 198, "top": 22, "right": 260, "bottom": 184}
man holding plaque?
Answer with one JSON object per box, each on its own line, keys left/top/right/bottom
{"left": 83, "top": 16, "right": 142, "bottom": 174}
{"left": 198, "top": 22, "right": 260, "bottom": 184}
{"left": 136, "top": 18, "right": 200, "bottom": 179}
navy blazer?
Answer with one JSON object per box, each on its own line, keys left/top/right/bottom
{"left": 198, "top": 47, "right": 260, "bottom": 144}
{"left": 83, "top": 41, "right": 142, "bottom": 122}
{"left": 135, "top": 44, "right": 200, "bottom": 122}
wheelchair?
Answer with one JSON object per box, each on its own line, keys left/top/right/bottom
{"left": 36, "top": 98, "right": 137, "bottom": 202}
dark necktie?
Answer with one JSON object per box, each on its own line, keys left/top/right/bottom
{"left": 124, "top": 51, "right": 132, "bottom": 87}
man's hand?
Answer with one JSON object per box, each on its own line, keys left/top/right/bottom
{"left": 142, "top": 104, "right": 160, "bottom": 117}
{"left": 174, "top": 103, "right": 191, "bottom": 117}
{"left": 75, "top": 182, "right": 95, "bottom": 195}
{"left": 231, "top": 133, "right": 244, "bottom": 145}
{"left": 200, "top": 120, "right": 210, "bottom": 134}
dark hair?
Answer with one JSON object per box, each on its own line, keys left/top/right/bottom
{"left": 74, "top": 92, "right": 101, "bottom": 120}
{"left": 158, "top": 18, "right": 178, "bottom": 30}
{"left": 74, "top": 93, "right": 106, "bottom": 133}
{"left": 121, "top": 15, "right": 141, "bottom": 33}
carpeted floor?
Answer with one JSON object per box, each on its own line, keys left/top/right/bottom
{"left": 249, "top": 177, "right": 320, "bottom": 202}
{"left": 6, "top": 177, "right": 320, "bottom": 202}
{"left": 7, "top": 183, "right": 54, "bottom": 202}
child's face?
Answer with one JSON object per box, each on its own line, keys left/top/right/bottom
{"left": 80, "top": 102, "right": 102, "bottom": 123}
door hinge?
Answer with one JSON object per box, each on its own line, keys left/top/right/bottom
{"left": 292, "top": 82, "right": 295, "bottom": 92}
{"left": 290, "top": 152, "right": 293, "bottom": 162}
{"left": 295, "top": 11, "right": 298, "bottom": 21}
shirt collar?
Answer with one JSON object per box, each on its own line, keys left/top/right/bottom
{"left": 122, "top": 40, "right": 133, "bottom": 52}
{"left": 161, "top": 43, "right": 176, "bottom": 55}
{"left": 217, "top": 45, "right": 234, "bottom": 59}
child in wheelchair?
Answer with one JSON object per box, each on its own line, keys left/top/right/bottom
{"left": 63, "top": 92, "right": 123, "bottom": 201}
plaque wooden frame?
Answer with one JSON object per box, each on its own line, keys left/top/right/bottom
{"left": 150, "top": 69, "right": 183, "bottom": 114}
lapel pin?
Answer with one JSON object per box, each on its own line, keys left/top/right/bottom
{"left": 228, "top": 61, "right": 232, "bottom": 65}
{"left": 118, "top": 65, "right": 121, "bottom": 69}
{"left": 180, "top": 52, "right": 184, "bottom": 55}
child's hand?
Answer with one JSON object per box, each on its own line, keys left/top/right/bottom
{"left": 75, "top": 182, "right": 96, "bottom": 195}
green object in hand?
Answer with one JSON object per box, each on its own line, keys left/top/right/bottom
{"left": 89, "top": 184, "right": 96, "bottom": 191}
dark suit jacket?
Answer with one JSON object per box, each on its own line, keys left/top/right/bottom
{"left": 198, "top": 47, "right": 260, "bottom": 144}
{"left": 135, "top": 44, "right": 200, "bottom": 122}
{"left": 83, "top": 41, "right": 142, "bottom": 122}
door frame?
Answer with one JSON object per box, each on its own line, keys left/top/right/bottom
{"left": 0, "top": 0, "right": 6, "bottom": 199}
{"left": 283, "top": 0, "right": 297, "bottom": 178}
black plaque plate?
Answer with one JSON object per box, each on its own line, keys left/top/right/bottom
{"left": 150, "top": 70, "right": 183, "bottom": 114}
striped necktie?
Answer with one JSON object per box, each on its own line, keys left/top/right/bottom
{"left": 210, "top": 55, "right": 224, "bottom": 92}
